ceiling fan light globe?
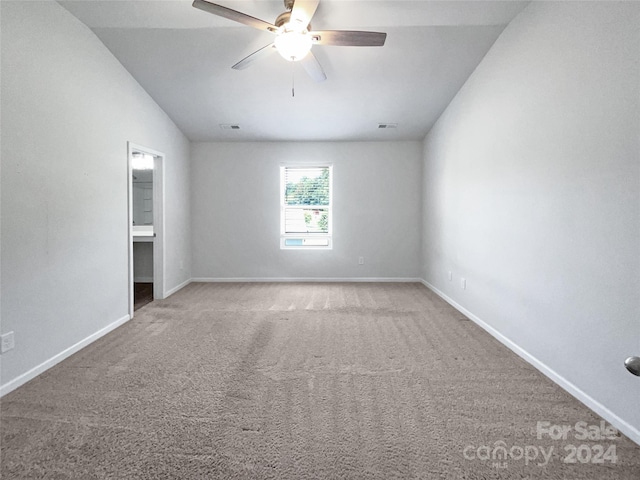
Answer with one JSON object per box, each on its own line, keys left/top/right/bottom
{"left": 274, "top": 29, "right": 312, "bottom": 62}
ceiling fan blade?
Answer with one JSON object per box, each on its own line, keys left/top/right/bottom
{"left": 232, "top": 43, "right": 277, "bottom": 70}
{"left": 192, "top": 0, "right": 278, "bottom": 33}
{"left": 300, "top": 51, "right": 327, "bottom": 83}
{"left": 290, "top": 0, "right": 319, "bottom": 28}
{"left": 310, "top": 30, "right": 387, "bottom": 47}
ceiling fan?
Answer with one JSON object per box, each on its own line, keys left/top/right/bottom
{"left": 192, "top": 0, "right": 387, "bottom": 82}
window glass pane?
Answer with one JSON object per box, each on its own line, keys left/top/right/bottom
{"left": 281, "top": 165, "right": 331, "bottom": 249}
{"left": 284, "top": 167, "right": 330, "bottom": 206}
{"left": 284, "top": 207, "right": 328, "bottom": 234}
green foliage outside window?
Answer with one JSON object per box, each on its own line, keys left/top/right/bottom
{"left": 318, "top": 213, "right": 328, "bottom": 231}
{"left": 285, "top": 168, "right": 330, "bottom": 206}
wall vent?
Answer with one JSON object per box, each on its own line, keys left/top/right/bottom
{"left": 220, "top": 124, "right": 241, "bottom": 130}
{"left": 378, "top": 123, "right": 398, "bottom": 129}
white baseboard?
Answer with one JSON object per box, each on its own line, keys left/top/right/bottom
{"left": 0, "top": 314, "right": 131, "bottom": 398}
{"left": 164, "top": 278, "right": 192, "bottom": 297}
{"left": 420, "top": 279, "right": 640, "bottom": 446}
{"left": 191, "top": 277, "right": 423, "bottom": 283}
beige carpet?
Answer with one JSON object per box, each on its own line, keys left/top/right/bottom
{"left": 2, "top": 282, "right": 639, "bottom": 479}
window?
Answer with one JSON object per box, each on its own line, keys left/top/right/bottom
{"left": 280, "top": 165, "right": 332, "bottom": 249}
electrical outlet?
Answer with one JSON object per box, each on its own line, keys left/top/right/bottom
{"left": 1, "top": 332, "right": 15, "bottom": 353}
{"left": 358, "top": 256, "right": 364, "bottom": 265}
{"left": 448, "top": 271, "right": 452, "bottom": 281}
{"left": 461, "top": 278, "right": 466, "bottom": 290}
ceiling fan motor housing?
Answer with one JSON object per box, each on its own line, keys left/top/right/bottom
{"left": 275, "top": 11, "right": 311, "bottom": 32}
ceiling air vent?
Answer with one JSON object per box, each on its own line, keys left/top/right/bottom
{"left": 378, "top": 123, "right": 398, "bottom": 129}
{"left": 220, "top": 124, "right": 241, "bottom": 130}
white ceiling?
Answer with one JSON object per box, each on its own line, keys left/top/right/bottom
{"left": 58, "top": 0, "right": 529, "bottom": 142}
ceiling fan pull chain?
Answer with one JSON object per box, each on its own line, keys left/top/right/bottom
{"left": 291, "top": 61, "right": 295, "bottom": 97}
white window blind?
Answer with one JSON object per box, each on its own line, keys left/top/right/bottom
{"left": 280, "top": 165, "right": 332, "bottom": 249}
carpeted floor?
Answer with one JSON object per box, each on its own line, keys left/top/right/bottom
{"left": 1, "top": 282, "right": 639, "bottom": 479}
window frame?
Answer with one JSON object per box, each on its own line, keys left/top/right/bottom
{"left": 280, "top": 164, "right": 333, "bottom": 250}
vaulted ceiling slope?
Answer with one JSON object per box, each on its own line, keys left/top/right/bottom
{"left": 58, "top": 0, "right": 529, "bottom": 142}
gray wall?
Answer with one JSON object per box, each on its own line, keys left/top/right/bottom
{"left": 421, "top": 2, "right": 640, "bottom": 437}
{"left": 1, "top": 1, "right": 191, "bottom": 390}
{"left": 133, "top": 243, "right": 154, "bottom": 283}
{"left": 191, "top": 141, "right": 422, "bottom": 280}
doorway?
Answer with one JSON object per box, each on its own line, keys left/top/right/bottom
{"left": 128, "top": 142, "right": 165, "bottom": 317}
